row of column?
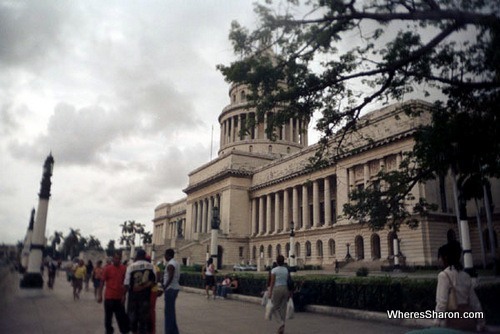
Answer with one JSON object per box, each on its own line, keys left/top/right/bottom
{"left": 220, "top": 112, "right": 308, "bottom": 146}
{"left": 192, "top": 194, "right": 221, "bottom": 233}
{"left": 251, "top": 177, "right": 335, "bottom": 236}
{"left": 346, "top": 154, "right": 401, "bottom": 189}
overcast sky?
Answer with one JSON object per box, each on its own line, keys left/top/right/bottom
{"left": 0, "top": 1, "right": 278, "bottom": 246}
{"left": 1, "top": 0, "right": 465, "bottom": 248}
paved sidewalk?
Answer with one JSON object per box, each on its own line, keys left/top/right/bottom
{"left": 5, "top": 267, "right": 499, "bottom": 334}
{"left": 0, "top": 268, "right": 413, "bottom": 334}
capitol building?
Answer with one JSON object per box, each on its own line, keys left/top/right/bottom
{"left": 150, "top": 80, "right": 499, "bottom": 270}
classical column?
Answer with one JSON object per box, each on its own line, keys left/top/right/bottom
{"left": 304, "top": 125, "right": 309, "bottom": 147}
{"left": 313, "top": 180, "right": 320, "bottom": 228}
{"left": 347, "top": 168, "right": 353, "bottom": 192}
{"left": 208, "top": 197, "right": 214, "bottom": 232}
{"left": 193, "top": 203, "right": 198, "bottom": 233}
{"left": 274, "top": 192, "right": 281, "bottom": 233}
{"left": 251, "top": 198, "right": 258, "bottom": 235}
{"left": 324, "top": 177, "right": 332, "bottom": 226}
{"left": 259, "top": 196, "right": 265, "bottom": 235}
{"left": 289, "top": 118, "right": 294, "bottom": 142}
{"left": 21, "top": 153, "right": 54, "bottom": 289}
{"left": 302, "top": 184, "right": 310, "bottom": 229}
{"left": 283, "top": 189, "right": 290, "bottom": 231}
{"left": 292, "top": 186, "right": 299, "bottom": 229}
{"left": 364, "top": 163, "right": 370, "bottom": 187}
{"left": 266, "top": 194, "right": 272, "bottom": 234}
{"left": 202, "top": 199, "right": 208, "bottom": 233}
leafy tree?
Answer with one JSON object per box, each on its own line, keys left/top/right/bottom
{"left": 47, "top": 231, "right": 63, "bottom": 259}
{"left": 106, "top": 239, "right": 116, "bottom": 256}
{"left": 218, "top": 0, "right": 499, "bottom": 144}
{"left": 141, "top": 231, "right": 153, "bottom": 245}
{"left": 62, "top": 228, "right": 80, "bottom": 259}
{"left": 218, "top": 0, "right": 500, "bottom": 236}
{"left": 87, "top": 235, "right": 103, "bottom": 251}
{"left": 119, "top": 220, "right": 150, "bottom": 249}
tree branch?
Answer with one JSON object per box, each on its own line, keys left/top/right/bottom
{"left": 282, "top": 9, "right": 499, "bottom": 28}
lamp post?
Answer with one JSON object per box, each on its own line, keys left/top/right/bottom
{"left": 21, "top": 153, "right": 54, "bottom": 289}
{"left": 393, "top": 237, "right": 400, "bottom": 269}
{"left": 258, "top": 250, "right": 264, "bottom": 272}
{"left": 288, "top": 221, "right": 296, "bottom": 272}
{"left": 345, "top": 243, "right": 352, "bottom": 261}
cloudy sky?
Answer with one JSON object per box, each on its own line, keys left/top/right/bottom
{"left": 0, "top": 1, "right": 282, "bottom": 246}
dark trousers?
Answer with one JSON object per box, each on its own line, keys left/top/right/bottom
{"left": 164, "top": 289, "right": 179, "bottom": 334}
{"left": 104, "top": 299, "right": 129, "bottom": 334}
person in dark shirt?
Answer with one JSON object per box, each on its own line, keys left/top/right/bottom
{"left": 124, "top": 250, "right": 156, "bottom": 334}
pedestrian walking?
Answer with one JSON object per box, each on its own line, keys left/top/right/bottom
{"left": 92, "top": 260, "right": 104, "bottom": 300}
{"left": 73, "top": 259, "right": 86, "bottom": 300}
{"left": 267, "top": 255, "right": 293, "bottom": 334}
{"left": 202, "top": 258, "right": 216, "bottom": 299}
{"left": 47, "top": 260, "right": 57, "bottom": 289}
{"left": 163, "top": 248, "right": 180, "bottom": 334}
{"left": 124, "top": 249, "right": 156, "bottom": 334}
{"left": 85, "top": 260, "right": 94, "bottom": 291}
{"left": 98, "top": 253, "right": 130, "bottom": 334}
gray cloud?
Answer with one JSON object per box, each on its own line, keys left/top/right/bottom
{"left": 0, "top": 1, "right": 73, "bottom": 69}
{"left": 0, "top": 1, "right": 257, "bottom": 245}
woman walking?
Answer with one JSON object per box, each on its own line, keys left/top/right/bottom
{"left": 268, "top": 255, "right": 292, "bottom": 334}
{"left": 202, "top": 258, "right": 216, "bottom": 299}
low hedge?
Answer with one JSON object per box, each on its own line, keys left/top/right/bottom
{"left": 179, "top": 273, "right": 500, "bottom": 325}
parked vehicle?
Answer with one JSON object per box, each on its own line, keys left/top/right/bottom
{"left": 233, "top": 264, "right": 257, "bottom": 271}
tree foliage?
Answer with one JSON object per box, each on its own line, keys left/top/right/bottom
{"left": 218, "top": 0, "right": 499, "bottom": 141}
{"left": 218, "top": 0, "right": 500, "bottom": 231}
{"left": 119, "top": 220, "right": 151, "bottom": 249}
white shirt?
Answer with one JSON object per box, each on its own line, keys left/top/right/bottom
{"left": 435, "top": 266, "right": 484, "bottom": 327}
{"left": 163, "top": 258, "right": 180, "bottom": 290}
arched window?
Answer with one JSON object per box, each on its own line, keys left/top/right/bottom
{"left": 259, "top": 245, "right": 264, "bottom": 258}
{"left": 249, "top": 145, "right": 253, "bottom": 152}
{"left": 484, "top": 229, "right": 499, "bottom": 252}
{"left": 371, "top": 234, "right": 381, "bottom": 260}
{"left": 240, "top": 91, "right": 246, "bottom": 102}
{"left": 447, "top": 229, "right": 457, "bottom": 243}
{"left": 268, "top": 145, "right": 273, "bottom": 153}
{"left": 355, "top": 235, "right": 364, "bottom": 260}
{"left": 276, "top": 244, "right": 282, "bottom": 256}
{"left": 285, "top": 243, "right": 290, "bottom": 257}
{"left": 305, "top": 241, "right": 312, "bottom": 257}
{"left": 252, "top": 246, "right": 257, "bottom": 260}
{"left": 317, "top": 240, "right": 323, "bottom": 257}
{"left": 268, "top": 245, "right": 273, "bottom": 259}
{"left": 287, "top": 147, "right": 291, "bottom": 154}
{"left": 295, "top": 242, "right": 301, "bottom": 257}
{"left": 328, "top": 239, "right": 335, "bottom": 256}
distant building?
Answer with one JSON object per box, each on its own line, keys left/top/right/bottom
{"left": 152, "top": 81, "right": 499, "bottom": 269}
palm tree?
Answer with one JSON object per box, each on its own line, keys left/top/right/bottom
{"left": 141, "top": 231, "right": 153, "bottom": 246}
{"left": 87, "top": 235, "right": 103, "bottom": 250}
{"left": 106, "top": 239, "right": 116, "bottom": 256}
{"left": 49, "top": 231, "right": 63, "bottom": 258}
{"left": 63, "top": 228, "right": 80, "bottom": 260}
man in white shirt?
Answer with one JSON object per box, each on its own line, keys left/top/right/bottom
{"left": 163, "top": 248, "right": 180, "bottom": 334}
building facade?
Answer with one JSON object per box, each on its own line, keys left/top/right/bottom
{"left": 152, "top": 82, "right": 499, "bottom": 269}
